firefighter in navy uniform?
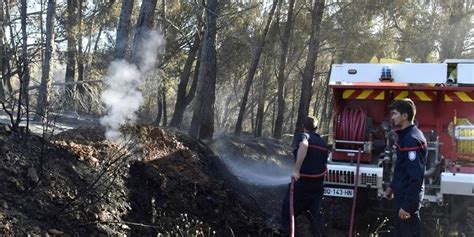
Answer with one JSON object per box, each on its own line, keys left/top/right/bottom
{"left": 281, "top": 116, "right": 328, "bottom": 237}
{"left": 385, "top": 98, "right": 427, "bottom": 237}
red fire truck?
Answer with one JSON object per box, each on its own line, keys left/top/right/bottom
{"left": 324, "top": 59, "right": 474, "bottom": 227}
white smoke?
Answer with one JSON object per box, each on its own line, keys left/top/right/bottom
{"left": 100, "top": 61, "right": 142, "bottom": 141}
{"left": 100, "top": 30, "right": 164, "bottom": 142}
{"left": 137, "top": 30, "right": 164, "bottom": 73}
{"left": 51, "top": 64, "right": 66, "bottom": 84}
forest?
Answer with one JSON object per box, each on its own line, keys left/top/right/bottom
{"left": 0, "top": 0, "right": 473, "bottom": 236}
{"left": 1, "top": 0, "right": 472, "bottom": 139}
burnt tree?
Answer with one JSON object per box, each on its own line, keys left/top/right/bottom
{"left": 189, "top": 0, "right": 218, "bottom": 141}
{"left": 273, "top": 0, "right": 295, "bottom": 139}
{"left": 169, "top": 33, "right": 201, "bottom": 128}
{"left": 234, "top": 0, "right": 278, "bottom": 136}
{"left": 293, "top": 0, "right": 325, "bottom": 143}
{"left": 131, "top": 0, "right": 158, "bottom": 66}
{"left": 64, "top": 0, "right": 78, "bottom": 110}
{"left": 114, "top": 0, "right": 134, "bottom": 59}
{"left": 35, "top": 0, "right": 56, "bottom": 121}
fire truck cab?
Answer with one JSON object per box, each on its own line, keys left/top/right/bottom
{"left": 325, "top": 59, "right": 474, "bottom": 214}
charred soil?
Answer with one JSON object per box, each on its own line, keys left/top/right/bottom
{"left": 0, "top": 126, "right": 275, "bottom": 236}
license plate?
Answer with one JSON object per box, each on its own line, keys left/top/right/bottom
{"left": 324, "top": 187, "right": 354, "bottom": 198}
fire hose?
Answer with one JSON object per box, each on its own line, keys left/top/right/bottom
{"left": 289, "top": 144, "right": 328, "bottom": 237}
{"left": 289, "top": 168, "right": 327, "bottom": 237}
{"left": 335, "top": 107, "right": 367, "bottom": 149}
{"left": 349, "top": 149, "right": 362, "bottom": 237}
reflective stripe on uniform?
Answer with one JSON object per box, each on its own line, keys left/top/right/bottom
{"left": 308, "top": 144, "right": 328, "bottom": 152}
{"left": 395, "top": 143, "right": 427, "bottom": 151}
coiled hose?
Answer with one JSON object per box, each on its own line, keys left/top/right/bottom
{"left": 335, "top": 107, "right": 367, "bottom": 149}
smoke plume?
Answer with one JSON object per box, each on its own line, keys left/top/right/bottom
{"left": 100, "top": 30, "right": 164, "bottom": 142}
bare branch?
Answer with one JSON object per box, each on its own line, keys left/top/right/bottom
{"left": 9, "top": 80, "right": 104, "bottom": 96}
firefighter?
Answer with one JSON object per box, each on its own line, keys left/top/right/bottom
{"left": 281, "top": 116, "right": 328, "bottom": 237}
{"left": 385, "top": 98, "right": 427, "bottom": 237}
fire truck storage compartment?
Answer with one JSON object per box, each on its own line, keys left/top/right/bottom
{"left": 332, "top": 91, "right": 386, "bottom": 163}
{"left": 430, "top": 89, "right": 474, "bottom": 163}
{"left": 331, "top": 86, "right": 474, "bottom": 165}
{"left": 455, "top": 118, "right": 474, "bottom": 159}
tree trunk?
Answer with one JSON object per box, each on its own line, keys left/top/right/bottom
{"left": 0, "top": 0, "right": 5, "bottom": 100}
{"left": 131, "top": 0, "right": 158, "bottom": 66}
{"left": 77, "top": 0, "right": 85, "bottom": 95}
{"left": 152, "top": 0, "right": 168, "bottom": 126}
{"left": 250, "top": 83, "right": 255, "bottom": 133}
{"left": 16, "top": 0, "right": 31, "bottom": 131}
{"left": 185, "top": 51, "right": 200, "bottom": 107}
{"left": 254, "top": 58, "right": 270, "bottom": 138}
{"left": 65, "top": 0, "right": 77, "bottom": 110}
{"left": 273, "top": 0, "right": 295, "bottom": 139}
{"left": 35, "top": 0, "right": 56, "bottom": 121}
{"left": 161, "top": 85, "right": 167, "bottom": 126}
{"left": 320, "top": 61, "right": 333, "bottom": 141}
{"left": 293, "top": 0, "right": 325, "bottom": 144}
{"left": 160, "top": 0, "right": 166, "bottom": 32}
{"left": 153, "top": 84, "right": 168, "bottom": 126}
{"left": 189, "top": 0, "right": 218, "bottom": 141}
{"left": 154, "top": 92, "right": 163, "bottom": 125}
{"left": 169, "top": 33, "right": 201, "bottom": 128}
{"left": 1, "top": 1, "right": 17, "bottom": 126}
{"left": 290, "top": 73, "right": 296, "bottom": 130}
{"left": 114, "top": 0, "right": 134, "bottom": 59}
{"left": 93, "top": 25, "right": 103, "bottom": 53}
{"left": 234, "top": 0, "right": 278, "bottom": 136}
{"left": 271, "top": 94, "right": 276, "bottom": 134}
{"left": 1, "top": 1, "right": 12, "bottom": 97}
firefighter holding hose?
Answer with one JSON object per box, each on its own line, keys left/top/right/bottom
{"left": 281, "top": 116, "right": 328, "bottom": 237}
{"left": 385, "top": 98, "right": 427, "bottom": 237}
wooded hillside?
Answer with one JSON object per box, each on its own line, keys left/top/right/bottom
{"left": 1, "top": 0, "right": 473, "bottom": 141}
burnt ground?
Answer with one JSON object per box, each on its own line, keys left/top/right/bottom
{"left": 0, "top": 121, "right": 473, "bottom": 236}
{"left": 0, "top": 125, "right": 278, "bottom": 236}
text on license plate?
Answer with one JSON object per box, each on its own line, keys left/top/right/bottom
{"left": 324, "top": 187, "right": 354, "bottom": 198}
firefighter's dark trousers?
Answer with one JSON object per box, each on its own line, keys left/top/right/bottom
{"left": 281, "top": 179, "right": 325, "bottom": 237}
{"left": 394, "top": 211, "right": 421, "bottom": 237}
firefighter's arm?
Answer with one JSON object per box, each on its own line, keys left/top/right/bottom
{"left": 401, "top": 151, "right": 424, "bottom": 213}
{"left": 293, "top": 139, "right": 309, "bottom": 181}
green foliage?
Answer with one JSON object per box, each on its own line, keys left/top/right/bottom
{"left": 388, "top": 1, "right": 443, "bottom": 62}
{"left": 3, "top": 0, "right": 474, "bottom": 137}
